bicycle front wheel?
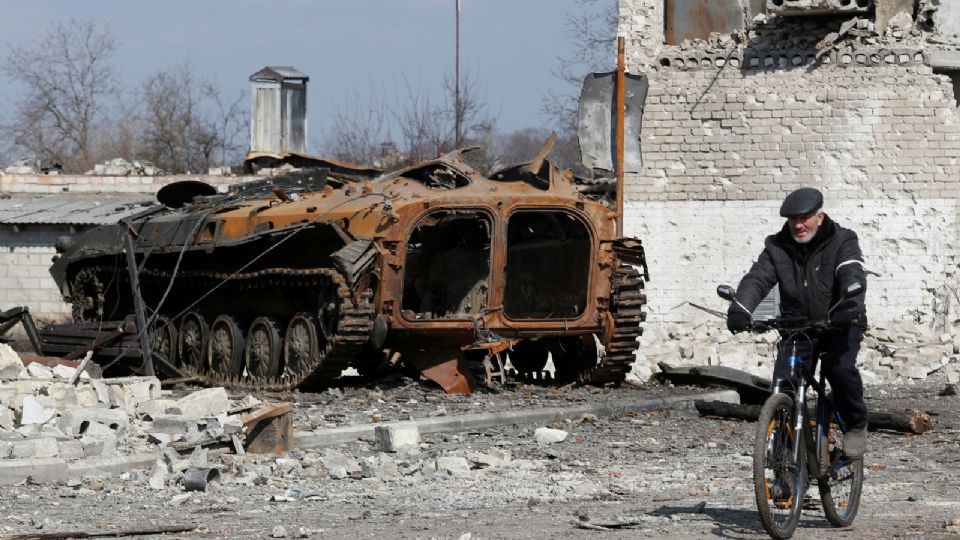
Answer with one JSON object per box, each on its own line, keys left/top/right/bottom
{"left": 754, "top": 393, "right": 806, "bottom": 539}
{"left": 817, "top": 410, "right": 864, "bottom": 527}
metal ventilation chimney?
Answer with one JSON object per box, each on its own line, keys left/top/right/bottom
{"left": 249, "top": 66, "right": 309, "bottom": 154}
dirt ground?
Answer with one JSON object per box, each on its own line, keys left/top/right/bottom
{"left": 1, "top": 374, "right": 958, "bottom": 539}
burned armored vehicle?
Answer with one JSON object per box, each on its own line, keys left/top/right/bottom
{"left": 46, "top": 149, "right": 647, "bottom": 393}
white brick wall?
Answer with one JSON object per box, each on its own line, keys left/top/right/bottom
{"left": 0, "top": 229, "right": 71, "bottom": 321}
{"left": 617, "top": 0, "right": 960, "bottom": 328}
{"left": 626, "top": 198, "right": 960, "bottom": 327}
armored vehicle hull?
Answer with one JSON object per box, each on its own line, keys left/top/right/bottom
{"left": 49, "top": 151, "right": 648, "bottom": 392}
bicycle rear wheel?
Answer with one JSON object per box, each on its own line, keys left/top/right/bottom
{"left": 817, "top": 409, "right": 864, "bottom": 527}
{"left": 754, "top": 393, "right": 806, "bottom": 539}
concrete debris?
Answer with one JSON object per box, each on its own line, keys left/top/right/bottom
{"left": 85, "top": 158, "right": 163, "bottom": 176}
{"left": 0, "top": 344, "right": 26, "bottom": 380}
{"left": 374, "top": 421, "right": 420, "bottom": 453}
{"left": 629, "top": 317, "right": 960, "bottom": 385}
{"left": 534, "top": 427, "right": 569, "bottom": 445}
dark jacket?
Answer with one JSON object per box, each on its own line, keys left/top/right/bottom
{"left": 731, "top": 215, "right": 867, "bottom": 328}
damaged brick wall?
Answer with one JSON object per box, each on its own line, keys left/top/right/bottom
{"left": 0, "top": 229, "right": 72, "bottom": 320}
{"left": 618, "top": 0, "right": 960, "bottom": 330}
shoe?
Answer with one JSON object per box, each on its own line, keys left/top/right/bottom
{"left": 842, "top": 427, "right": 867, "bottom": 459}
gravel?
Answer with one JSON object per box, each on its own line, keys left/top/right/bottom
{"left": 1, "top": 375, "right": 958, "bottom": 539}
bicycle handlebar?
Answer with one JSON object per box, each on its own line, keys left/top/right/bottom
{"left": 745, "top": 316, "right": 832, "bottom": 335}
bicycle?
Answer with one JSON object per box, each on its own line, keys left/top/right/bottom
{"left": 717, "top": 282, "right": 865, "bottom": 539}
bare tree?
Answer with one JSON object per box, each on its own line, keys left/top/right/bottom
{"left": 541, "top": 0, "right": 617, "bottom": 134}
{"left": 201, "top": 81, "right": 248, "bottom": 167}
{"left": 2, "top": 19, "right": 119, "bottom": 172}
{"left": 137, "top": 61, "right": 245, "bottom": 173}
{"left": 322, "top": 85, "right": 393, "bottom": 166}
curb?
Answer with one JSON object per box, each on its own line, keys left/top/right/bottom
{"left": 294, "top": 389, "right": 740, "bottom": 450}
{"left": 0, "top": 452, "right": 161, "bottom": 486}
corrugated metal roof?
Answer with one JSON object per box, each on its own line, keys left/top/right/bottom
{"left": 249, "top": 66, "right": 308, "bottom": 82}
{"left": 0, "top": 194, "right": 156, "bottom": 225}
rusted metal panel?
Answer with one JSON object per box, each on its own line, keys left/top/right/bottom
{"left": 665, "top": 0, "right": 748, "bottom": 44}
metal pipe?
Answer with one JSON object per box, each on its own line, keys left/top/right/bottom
{"left": 616, "top": 36, "right": 626, "bottom": 238}
{"left": 455, "top": 0, "right": 462, "bottom": 148}
{"left": 122, "top": 224, "right": 154, "bottom": 376}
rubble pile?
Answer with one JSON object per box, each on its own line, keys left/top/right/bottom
{"left": 628, "top": 319, "right": 960, "bottom": 385}
{"left": 0, "top": 343, "right": 274, "bottom": 485}
{"left": 85, "top": 158, "right": 163, "bottom": 176}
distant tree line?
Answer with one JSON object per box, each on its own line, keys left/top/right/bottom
{"left": 1, "top": 19, "right": 247, "bottom": 174}
{"left": 2, "top": 2, "right": 613, "bottom": 176}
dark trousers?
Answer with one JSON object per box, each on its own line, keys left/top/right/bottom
{"left": 773, "top": 327, "right": 868, "bottom": 431}
{"left": 818, "top": 327, "right": 868, "bottom": 431}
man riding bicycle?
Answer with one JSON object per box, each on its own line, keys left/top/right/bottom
{"left": 727, "top": 187, "right": 868, "bottom": 458}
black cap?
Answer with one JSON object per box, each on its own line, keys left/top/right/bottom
{"left": 779, "top": 187, "right": 823, "bottom": 218}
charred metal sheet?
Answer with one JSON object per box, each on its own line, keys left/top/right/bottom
{"left": 46, "top": 147, "right": 648, "bottom": 394}
{"left": 767, "top": 0, "right": 871, "bottom": 17}
{"left": 665, "top": 0, "right": 749, "bottom": 45}
{"left": 156, "top": 180, "right": 217, "bottom": 209}
{"left": 578, "top": 72, "right": 648, "bottom": 174}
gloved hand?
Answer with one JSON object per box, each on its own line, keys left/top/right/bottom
{"left": 726, "top": 310, "right": 751, "bottom": 334}
{"left": 830, "top": 308, "right": 859, "bottom": 326}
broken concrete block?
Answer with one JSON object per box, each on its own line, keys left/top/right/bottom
{"left": 217, "top": 413, "right": 243, "bottom": 435}
{"left": 0, "top": 344, "right": 25, "bottom": 381}
{"left": 0, "top": 405, "right": 14, "bottom": 430}
{"left": 149, "top": 414, "right": 202, "bottom": 434}
{"left": 36, "top": 383, "right": 78, "bottom": 409}
{"left": 75, "top": 385, "right": 98, "bottom": 407}
{"left": 57, "top": 440, "right": 85, "bottom": 461}
{"left": 81, "top": 432, "right": 117, "bottom": 456}
{"left": 173, "top": 387, "right": 229, "bottom": 418}
{"left": 90, "top": 379, "right": 110, "bottom": 404}
{"left": 534, "top": 427, "right": 568, "bottom": 445}
{"left": 12, "top": 437, "right": 60, "bottom": 459}
{"left": 0, "top": 440, "right": 12, "bottom": 458}
{"left": 433, "top": 456, "right": 472, "bottom": 477}
{"left": 374, "top": 422, "right": 421, "bottom": 453}
{"left": 149, "top": 459, "right": 167, "bottom": 490}
{"left": 58, "top": 406, "right": 129, "bottom": 436}
{"left": 135, "top": 398, "right": 177, "bottom": 419}
{"left": 467, "top": 448, "right": 511, "bottom": 468}
{"left": 360, "top": 454, "right": 399, "bottom": 481}
{"left": 104, "top": 376, "right": 161, "bottom": 412}
{"left": 947, "top": 365, "right": 960, "bottom": 384}
{"left": 19, "top": 395, "right": 56, "bottom": 425}
{"left": 26, "top": 363, "right": 54, "bottom": 379}
{"left": 321, "top": 451, "right": 360, "bottom": 480}
{"left": 51, "top": 365, "right": 76, "bottom": 379}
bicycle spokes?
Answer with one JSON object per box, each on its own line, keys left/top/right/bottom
{"left": 755, "top": 394, "right": 806, "bottom": 538}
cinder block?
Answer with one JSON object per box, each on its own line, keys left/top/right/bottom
{"left": 103, "top": 376, "right": 161, "bottom": 412}
{"left": 172, "top": 387, "right": 229, "bottom": 418}
{"left": 374, "top": 422, "right": 421, "bottom": 453}
{"left": 58, "top": 406, "right": 128, "bottom": 436}
{"left": 135, "top": 398, "right": 177, "bottom": 419}
{"left": 148, "top": 414, "right": 201, "bottom": 434}
{"left": 57, "top": 440, "right": 85, "bottom": 461}
{"left": 0, "top": 440, "right": 13, "bottom": 458}
{"left": 12, "top": 437, "right": 60, "bottom": 459}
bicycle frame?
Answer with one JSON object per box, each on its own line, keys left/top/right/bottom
{"left": 772, "top": 333, "right": 853, "bottom": 482}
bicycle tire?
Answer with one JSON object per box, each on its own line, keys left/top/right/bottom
{"left": 754, "top": 393, "right": 807, "bottom": 539}
{"left": 817, "top": 409, "right": 864, "bottom": 527}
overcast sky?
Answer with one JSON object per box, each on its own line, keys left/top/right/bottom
{"left": 0, "top": 0, "right": 612, "bottom": 153}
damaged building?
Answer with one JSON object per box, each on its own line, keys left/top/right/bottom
{"left": 619, "top": 0, "right": 960, "bottom": 330}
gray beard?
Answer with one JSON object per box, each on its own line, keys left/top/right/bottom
{"left": 792, "top": 228, "right": 817, "bottom": 244}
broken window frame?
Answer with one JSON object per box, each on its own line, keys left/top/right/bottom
{"left": 502, "top": 207, "right": 594, "bottom": 322}
{"left": 399, "top": 207, "right": 494, "bottom": 323}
